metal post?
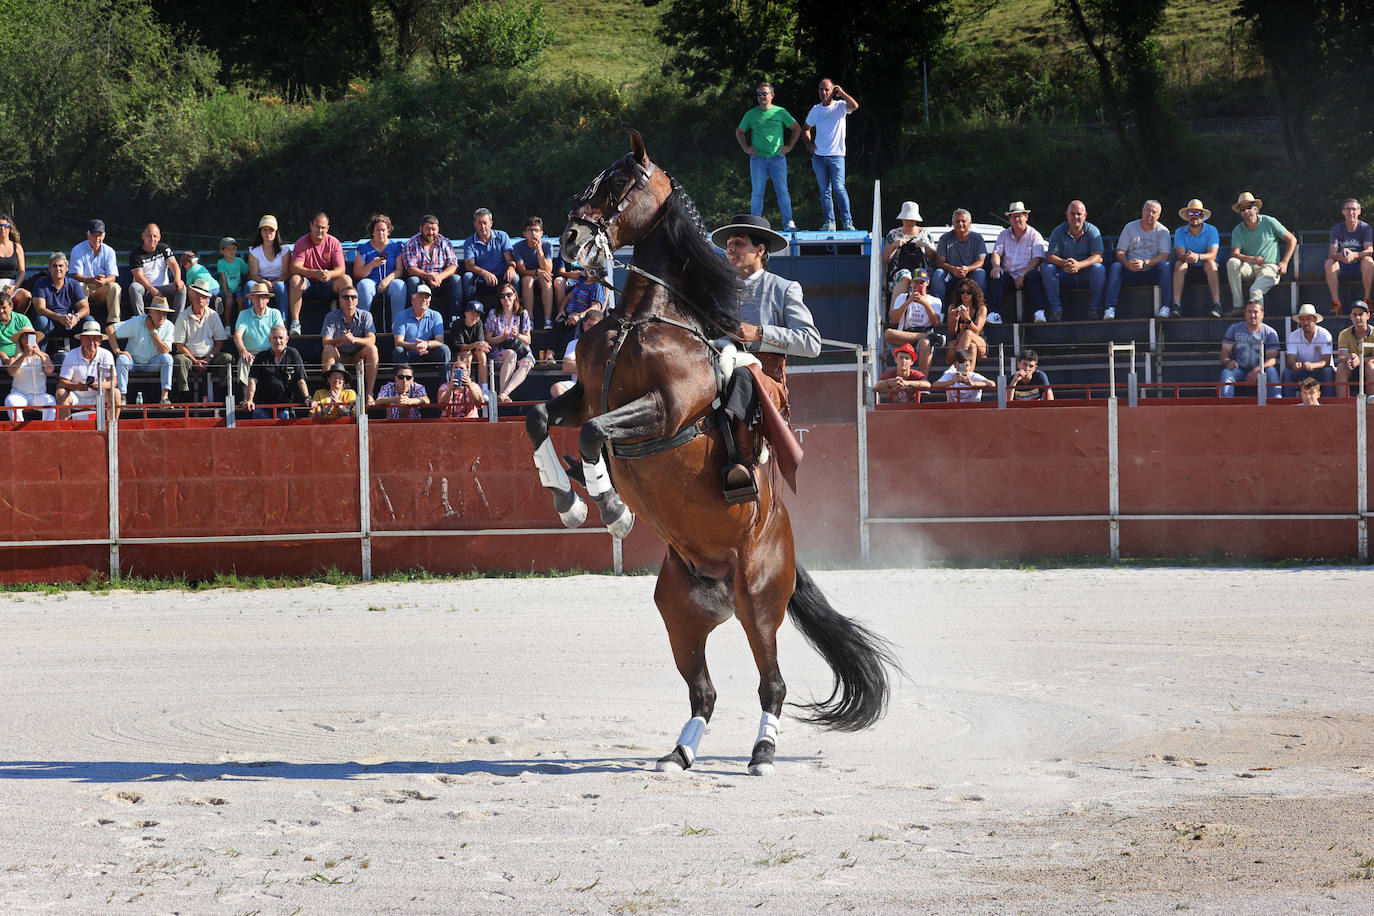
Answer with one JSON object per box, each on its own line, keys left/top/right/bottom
{"left": 106, "top": 371, "right": 120, "bottom": 581}
{"left": 1359, "top": 349, "right": 1370, "bottom": 561}
{"left": 856, "top": 346, "right": 871, "bottom": 563}
{"left": 613, "top": 536, "right": 623, "bottom": 575}
{"left": 1108, "top": 396, "right": 1120, "bottom": 560}
{"left": 357, "top": 385, "right": 373, "bottom": 581}
{"left": 866, "top": 181, "right": 882, "bottom": 410}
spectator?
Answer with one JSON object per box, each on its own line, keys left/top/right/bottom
{"left": 286, "top": 211, "right": 348, "bottom": 335}
{"left": 873, "top": 342, "right": 929, "bottom": 404}
{"left": 1325, "top": 198, "right": 1373, "bottom": 314}
{"left": 393, "top": 283, "right": 451, "bottom": 385}
{"left": 552, "top": 271, "right": 608, "bottom": 354}
{"left": 30, "top": 252, "right": 90, "bottom": 353}
{"left": 446, "top": 300, "right": 492, "bottom": 397}
{"left": 437, "top": 350, "right": 485, "bottom": 419}
{"left": 988, "top": 201, "right": 1048, "bottom": 322}
{"left": 882, "top": 201, "right": 937, "bottom": 302}
{"left": 233, "top": 281, "right": 286, "bottom": 388}
{"left": 0, "top": 214, "right": 29, "bottom": 313}
{"left": 945, "top": 279, "right": 989, "bottom": 370}
{"left": 68, "top": 219, "right": 121, "bottom": 324}
{"left": 247, "top": 214, "right": 289, "bottom": 312}
{"left": 511, "top": 216, "right": 557, "bottom": 329}
{"left": 310, "top": 365, "right": 356, "bottom": 419}
{"left": 402, "top": 214, "right": 461, "bottom": 316}
{"left": 1297, "top": 376, "right": 1322, "bottom": 406}
{"left": 352, "top": 213, "right": 406, "bottom": 328}
{"left": 4, "top": 327, "right": 56, "bottom": 420}
{"left": 1219, "top": 295, "right": 1280, "bottom": 399}
{"left": 803, "top": 78, "right": 858, "bottom": 231}
{"left": 883, "top": 268, "right": 942, "bottom": 375}
{"left": 214, "top": 237, "right": 248, "bottom": 325}
{"left": 484, "top": 281, "right": 534, "bottom": 404}
{"left": 1283, "top": 303, "right": 1335, "bottom": 398}
{"left": 1106, "top": 200, "right": 1171, "bottom": 320}
{"left": 736, "top": 81, "right": 801, "bottom": 232}
{"left": 1007, "top": 349, "right": 1054, "bottom": 401}
{"left": 1170, "top": 198, "right": 1222, "bottom": 318}
{"left": 171, "top": 278, "right": 232, "bottom": 401}
{"left": 241, "top": 325, "right": 309, "bottom": 418}
{"left": 321, "top": 286, "right": 379, "bottom": 400}
{"left": 550, "top": 306, "right": 604, "bottom": 398}
{"left": 1042, "top": 200, "right": 1107, "bottom": 320}
{"left": 462, "top": 208, "right": 518, "bottom": 304}
{"left": 374, "top": 364, "right": 430, "bottom": 419}
{"left": 932, "top": 208, "right": 988, "bottom": 301}
{"left": 0, "top": 289, "right": 36, "bottom": 359}
{"left": 108, "top": 296, "right": 176, "bottom": 405}
{"left": 128, "top": 222, "right": 185, "bottom": 317}
{"left": 55, "top": 318, "right": 116, "bottom": 418}
{"left": 932, "top": 348, "right": 995, "bottom": 402}
{"left": 178, "top": 250, "right": 220, "bottom": 299}
{"left": 1226, "top": 191, "right": 1296, "bottom": 313}
{"left": 1335, "top": 300, "right": 1374, "bottom": 396}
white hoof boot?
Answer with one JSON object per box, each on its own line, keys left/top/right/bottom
{"left": 558, "top": 493, "right": 588, "bottom": 528}
{"left": 607, "top": 506, "right": 634, "bottom": 539}
{"left": 747, "top": 761, "right": 774, "bottom": 777}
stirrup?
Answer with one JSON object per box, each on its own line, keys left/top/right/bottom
{"left": 722, "top": 463, "right": 759, "bottom": 505}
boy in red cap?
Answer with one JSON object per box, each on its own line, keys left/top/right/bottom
{"left": 874, "top": 343, "right": 930, "bottom": 404}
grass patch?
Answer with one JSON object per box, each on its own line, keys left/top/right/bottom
{"left": 0, "top": 566, "right": 613, "bottom": 594}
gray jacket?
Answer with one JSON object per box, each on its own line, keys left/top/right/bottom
{"left": 738, "top": 269, "right": 822, "bottom": 358}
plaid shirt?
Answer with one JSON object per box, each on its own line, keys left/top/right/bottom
{"left": 376, "top": 379, "right": 428, "bottom": 419}
{"left": 403, "top": 233, "right": 457, "bottom": 274}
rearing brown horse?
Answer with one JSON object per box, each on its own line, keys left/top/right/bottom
{"left": 525, "top": 132, "right": 897, "bottom": 775}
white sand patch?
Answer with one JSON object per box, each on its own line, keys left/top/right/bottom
{"left": 0, "top": 568, "right": 1372, "bottom": 913}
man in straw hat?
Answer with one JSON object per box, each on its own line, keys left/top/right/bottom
{"left": 172, "top": 277, "right": 233, "bottom": 402}
{"left": 55, "top": 318, "right": 115, "bottom": 417}
{"left": 988, "top": 201, "right": 1048, "bottom": 322}
{"left": 1170, "top": 198, "right": 1222, "bottom": 318}
{"left": 1324, "top": 198, "right": 1373, "bottom": 315}
{"left": 3, "top": 326, "right": 56, "bottom": 420}
{"left": 1225, "top": 191, "right": 1296, "bottom": 315}
{"left": 108, "top": 295, "right": 176, "bottom": 404}
{"left": 1283, "top": 303, "right": 1335, "bottom": 397}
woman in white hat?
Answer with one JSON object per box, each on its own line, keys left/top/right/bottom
{"left": 247, "top": 214, "right": 289, "bottom": 310}
{"left": 4, "top": 326, "right": 56, "bottom": 420}
{"left": 883, "top": 201, "right": 937, "bottom": 304}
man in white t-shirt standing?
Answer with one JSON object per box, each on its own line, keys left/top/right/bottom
{"left": 803, "top": 78, "right": 859, "bottom": 232}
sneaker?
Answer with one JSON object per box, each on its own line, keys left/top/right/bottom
{"left": 820, "top": 221, "right": 836, "bottom": 232}
{"left": 1210, "top": 303, "right": 1224, "bottom": 318}
{"left": 1103, "top": 307, "right": 1116, "bottom": 320}
{"left": 784, "top": 220, "right": 797, "bottom": 231}
{"left": 289, "top": 320, "right": 302, "bottom": 335}
{"left": 841, "top": 222, "right": 856, "bottom": 231}
{"left": 1155, "top": 305, "right": 1170, "bottom": 319}
{"left": 1331, "top": 300, "right": 1344, "bottom": 315}
{"left": 1048, "top": 310, "right": 1062, "bottom": 322}
{"left": 543, "top": 318, "right": 553, "bottom": 330}
{"left": 1033, "top": 309, "right": 1047, "bottom": 323}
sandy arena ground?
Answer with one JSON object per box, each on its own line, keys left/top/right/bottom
{"left": 1, "top": 568, "right": 1373, "bottom": 914}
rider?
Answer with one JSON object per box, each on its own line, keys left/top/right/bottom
{"left": 709, "top": 214, "right": 821, "bottom": 501}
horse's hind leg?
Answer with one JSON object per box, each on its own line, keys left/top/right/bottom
{"left": 735, "top": 545, "right": 798, "bottom": 777}
{"left": 526, "top": 385, "right": 589, "bottom": 528}
{"left": 578, "top": 391, "right": 664, "bottom": 539}
{"left": 653, "top": 550, "right": 733, "bottom": 772}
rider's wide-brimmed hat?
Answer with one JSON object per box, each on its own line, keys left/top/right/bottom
{"left": 710, "top": 214, "right": 790, "bottom": 254}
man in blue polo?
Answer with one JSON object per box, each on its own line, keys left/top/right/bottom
{"left": 462, "top": 208, "right": 518, "bottom": 303}
{"left": 30, "top": 252, "right": 90, "bottom": 352}
{"left": 735, "top": 81, "right": 801, "bottom": 232}
{"left": 1041, "top": 199, "right": 1106, "bottom": 320}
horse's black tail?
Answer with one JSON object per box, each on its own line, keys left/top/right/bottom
{"left": 786, "top": 564, "right": 901, "bottom": 731}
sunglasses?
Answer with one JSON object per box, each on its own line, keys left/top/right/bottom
{"left": 499, "top": 292, "right": 516, "bottom": 299}
{"left": 0, "top": 223, "right": 10, "bottom": 228}
{"left": 396, "top": 374, "right": 414, "bottom": 380}
{"left": 340, "top": 294, "right": 358, "bottom": 300}
{"left": 1238, "top": 204, "right": 1257, "bottom": 211}
{"left": 1187, "top": 209, "right": 1204, "bottom": 216}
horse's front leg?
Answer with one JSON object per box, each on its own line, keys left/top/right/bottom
{"left": 526, "top": 385, "right": 589, "bottom": 528}
{"left": 578, "top": 391, "right": 664, "bottom": 539}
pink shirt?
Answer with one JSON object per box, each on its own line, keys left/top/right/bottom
{"left": 994, "top": 226, "right": 1047, "bottom": 277}
{"left": 291, "top": 233, "right": 344, "bottom": 272}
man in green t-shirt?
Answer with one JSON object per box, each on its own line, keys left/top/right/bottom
{"left": 0, "top": 289, "right": 36, "bottom": 358}
{"left": 1226, "top": 190, "right": 1297, "bottom": 313}
{"left": 735, "top": 82, "right": 802, "bottom": 232}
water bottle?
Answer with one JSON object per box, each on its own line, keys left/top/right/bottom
{"left": 135, "top": 392, "right": 143, "bottom": 405}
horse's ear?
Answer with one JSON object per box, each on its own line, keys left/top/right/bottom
{"left": 630, "top": 130, "right": 649, "bottom": 166}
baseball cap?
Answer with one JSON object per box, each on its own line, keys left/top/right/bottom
{"left": 87, "top": 219, "right": 106, "bottom": 234}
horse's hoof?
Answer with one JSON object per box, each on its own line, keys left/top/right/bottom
{"left": 747, "top": 739, "right": 775, "bottom": 776}
{"left": 747, "top": 762, "right": 774, "bottom": 777}
{"left": 557, "top": 494, "right": 588, "bottom": 528}
{"left": 655, "top": 746, "right": 691, "bottom": 773}
{"left": 607, "top": 508, "right": 634, "bottom": 540}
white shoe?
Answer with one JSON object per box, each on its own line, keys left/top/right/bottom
{"left": 1033, "top": 310, "right": 1046, "bottom": 323}
{"left": 1155, "top": 305, "right": 1170, "bottom": 319}
{"left": 784, "top": 220, "right": 797, "bottom": 231}
{"left": 288, "top": 320, "right": 302, "bottom": 335}
{"left": 1103, "top": 307, "right": 1115, "bottom": 320}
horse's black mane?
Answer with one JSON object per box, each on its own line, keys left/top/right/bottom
{"left": 658, "top": 178, "right": 742, "bottom": 335}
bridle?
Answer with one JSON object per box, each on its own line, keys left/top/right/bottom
{"left": 565, "top": 152, "right": 660, "bottom": 255}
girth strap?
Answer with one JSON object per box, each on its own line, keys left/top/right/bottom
{"left": 608, "top": 413, "right": 713, "bottom": 460}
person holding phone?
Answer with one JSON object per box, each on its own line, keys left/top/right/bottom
{"left": 437, "top": 350, "right": 483, "bottom": 419}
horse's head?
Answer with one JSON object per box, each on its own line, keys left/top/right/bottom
{"left": 562, "top": 130, "right": 674, "bottom": 271}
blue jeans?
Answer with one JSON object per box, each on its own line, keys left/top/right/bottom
{"left": 749, "top": 154, "right": 793, "bottom": 226}
{"left": 1041, "top": 263, "right": 1107, "bottom": 317}
{"left": 31, "top": 313, "right": 82, "bottom": 351}
{"left": 1220, "top": 365, "right": 1280, "bottom": 399}
{"left": 357, "top": 278, "right": 406, "bottom": 327}
{"left": 115, "top": 352, "right": 173, "bottom": 394}
{"left": 811, "top": 154, "right": 852, "bottom": 228}
{"left": 1282, "top": 365, "right": 1335, "bottom": 398}
{"left": 931, "top": 268, "right": 987, "bottom": 302}
{"left": 1106, "top": 260, "right": 1171, "bottom": 310}
{"left": 987, "top": 271, "right": 1047, "bottom": 322}
{"left": 408, "top": 274, "right": 462, "bottom": 321}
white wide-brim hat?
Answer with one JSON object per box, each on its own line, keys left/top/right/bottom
{"left": 896, "top": 201, "right": 923, "bottom": 222}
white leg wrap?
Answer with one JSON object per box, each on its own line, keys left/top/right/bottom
{"left": 674, "top": 716, "right": 707, "bottom": 766}
{"left": 533, "top": 437, "right": 571, "bottom": 490}
{"left": 583, "top": 454, "right": 613, "bottom": 497}
{"left": 756, "top": 711, "right": 779, "bottom": 748}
